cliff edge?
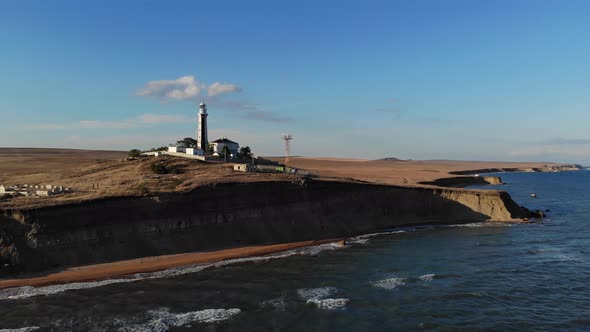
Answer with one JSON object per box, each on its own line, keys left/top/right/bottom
{"left": 0, "top": 179, "right": 529, "bottom": 275}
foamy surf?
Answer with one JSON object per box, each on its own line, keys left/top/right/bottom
{"left": 347, "top": 230, "right": 408, "bottom": 245}
{"left": 297, "top": 287, "right": 350, "bottom": 309}
{"left": 297, "top": 287, "right": 338, "bottom": 301}
{"left": 306, "top": 298, "right": 350, "bottom": 309}
{"left": 0, "top": 327, "right": 40, "bottom": 332}
{"left": 418, "top": 274, "right": 436, "bottom": 282}
{"left": 0, "top": 279, "right": 137, "bottom": 300}
{"left": 118, "top": 308, "right": 241, "bottom": 331}
{"left": 0, "top": 242, "right": 345, "bottom": 301}
{"left": 370, "top": 277, "right": 406, "bottom": 290}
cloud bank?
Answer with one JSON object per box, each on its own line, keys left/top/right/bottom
{"left": 136, "top": 76, "right": 242, "bottom": 101}
{"left": 136, "top": 74, "right": 292, "bottom": 123}
{"left": 208, "top": 82, "right": 242, "bottom": 96}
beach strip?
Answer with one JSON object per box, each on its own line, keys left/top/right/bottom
{"left": 0, "top": 238, "right": 343, "bottom": 290}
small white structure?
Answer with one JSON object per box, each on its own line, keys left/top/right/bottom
{"left": 211, "top": 138, "right": 239, "bottom": 156}
{"left": 185, "top": 148, "right": 204, "bottom": 156}
{"left": 168, "top": 146, "right": 185, "bottom": 153}
{"left": 142, "top": 151, "right": 161, "bottom": 157}
{"left": 0, "top": 184, "right": 71, "bottom": 197}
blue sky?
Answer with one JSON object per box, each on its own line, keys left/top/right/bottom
{"left": 1, "top": 0, "right": 589, "bottom": 163}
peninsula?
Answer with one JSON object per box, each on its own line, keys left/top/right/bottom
{"left": 0, "top": 148, "right": 581, "bottom": 289}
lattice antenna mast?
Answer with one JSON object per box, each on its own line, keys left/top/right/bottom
{"left": 282, "top": 133, "right": 293, "bottom": 168}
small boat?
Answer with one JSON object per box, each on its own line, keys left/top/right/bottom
{"left": 531, "top": 193, "right": 537, "bottom": 198}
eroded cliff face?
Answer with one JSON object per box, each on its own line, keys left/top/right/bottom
{"left": 422, "top": 176, "right": 503, "bottom": 188}
{"left": 0, "top": 180, "right": 528, "bottom": 274}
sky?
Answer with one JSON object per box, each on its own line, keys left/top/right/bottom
{"left": 1, "top": 0, "right": 589, "bottom": 163}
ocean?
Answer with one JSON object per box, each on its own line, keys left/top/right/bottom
{"left": 1, "top": 170, "right": 589, "bottom": 331}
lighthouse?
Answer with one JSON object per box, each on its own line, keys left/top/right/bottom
{"left": 197, "top": 101, "right": 208, "bottom": 151}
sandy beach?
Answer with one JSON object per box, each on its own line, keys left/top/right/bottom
{"left": 0, "top": 239, "right": 343, "bottom": 290}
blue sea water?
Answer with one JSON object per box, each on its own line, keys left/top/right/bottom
{"left": 1, "top": 170, "right": 589, "bottom": 331}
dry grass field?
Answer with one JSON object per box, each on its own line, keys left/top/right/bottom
{"left": 0, "top": 148, "right": 559, "bottom": 209}
{"left": 269, "top": 156, "right": 558, "bottom": 186}
{"left": 0, "top": 148, "right": 291, "bottom": 209}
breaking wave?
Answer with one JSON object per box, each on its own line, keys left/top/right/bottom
{"left": 297, "top": 287, "right": 349, "bottom": 309}
{"left": 297, "top": 287, "right": 338, "bottom": 301}
{"left": 418, "top": 274, "right": 436, "bottom": 282}
{"left": 306, "top": 298, "right": 350, "bottom": 309}
{"left": 117, "top": 308, "right": 241, "bottom": 331}
{"left": 370, "top": 277, "right": 406, "bottom": 290}
{"left": 0, "top": 327, "right": 40, "bottom": 332}
{"left": 347, "top": 230, "right": 408, "bottom": 244}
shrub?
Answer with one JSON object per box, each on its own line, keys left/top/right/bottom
{"left": 150, "top": 163, "right": 168, "bottom": 174}
{"left": 128, "top": 149, "right": 142, "bottom": 158}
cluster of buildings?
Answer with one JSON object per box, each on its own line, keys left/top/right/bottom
{"left": 0, "top": 184, "right": 71, "bottom": 197}
{"left": 154, "top": 102, "right": 241, "bottom": 159}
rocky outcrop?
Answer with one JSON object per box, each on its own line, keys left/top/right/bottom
{"left": 0, "top": 180, "right": 529, "bottom": 275}
{"left": 420, "top": 176, "right": 503, "bottom": 187}
{"left": 483, "top": 176, "right": 503, "bottom": 185}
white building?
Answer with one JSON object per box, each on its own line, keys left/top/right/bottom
{"left": 185, "top": 148, "right": 204, "bottom": 156}
{"left": 167, "top": 146, "right": 185, "bottom": 153}
{"left": 211, "top": 138, "right": 239, "bottom": 156}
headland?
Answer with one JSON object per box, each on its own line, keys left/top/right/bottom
{"left": 0, "top": 148, "right": 581, "bottom": 288}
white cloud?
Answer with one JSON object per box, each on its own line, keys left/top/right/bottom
{"left": 208, "top": 82, "right": 242, "bottom": 96}
{"left": 136, "top": 76, "right": 202, "bottom": 101}
{"left": 136, "top": 75, "right": 242, "bottom": 101}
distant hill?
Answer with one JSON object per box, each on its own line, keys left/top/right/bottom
{"left": 375, "top": 157, "right": 404, "bottom": 161}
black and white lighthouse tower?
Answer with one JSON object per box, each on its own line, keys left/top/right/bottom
{"left": 197, "top": 101, "right": 208, "bottom": 150}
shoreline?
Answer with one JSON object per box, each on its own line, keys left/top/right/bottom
{"left": 0, "top": 238, "right": 343, "bottom": 291}
{"left": 0, "top": 155, "right": 579, "bottom": 291}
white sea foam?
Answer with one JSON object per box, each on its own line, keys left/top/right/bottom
{"left": 347, "top": 230, "right": 408, "bottom": 244}
{"left": 297, "top": 287, "right": 349, "bottom": 309}
{"left": 306, "top": 298, "right": 350, "bottom": 309}
{"left": 370, "top": 277, "right": 406, "bottom": 290}
{"left": 0, "top": 327, "right": 40, "bottom": 332}
{"left": 297, "top": 287, "right": 338, "bottom": 301}
{"left": 0, "top": 278, "right": 136, "bottom": 300}
{"left": 446, "top": 222, "right": 511, "bottom": 228}
{"left": 118, "top": 308, "right": 241, "bottom": 332}
{"left": 0, "top": 241, "right": 346, "bottom": 301}
{"left": 418, "top": 274, "right": 436, "bottom": 282}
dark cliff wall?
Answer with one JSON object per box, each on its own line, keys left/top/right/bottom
{"left": 0, "top": 180, "right": 526, "bottom": 274}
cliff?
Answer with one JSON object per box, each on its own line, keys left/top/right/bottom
{"left": 0, "top": 180, "right": 529, "bottom": 275}
{"left": 420, "top": 176, "right": 503, "bottom": 188}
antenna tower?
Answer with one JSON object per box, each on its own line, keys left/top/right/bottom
{"left": 282, "top": 133, "right": 293, "bottom": 166}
